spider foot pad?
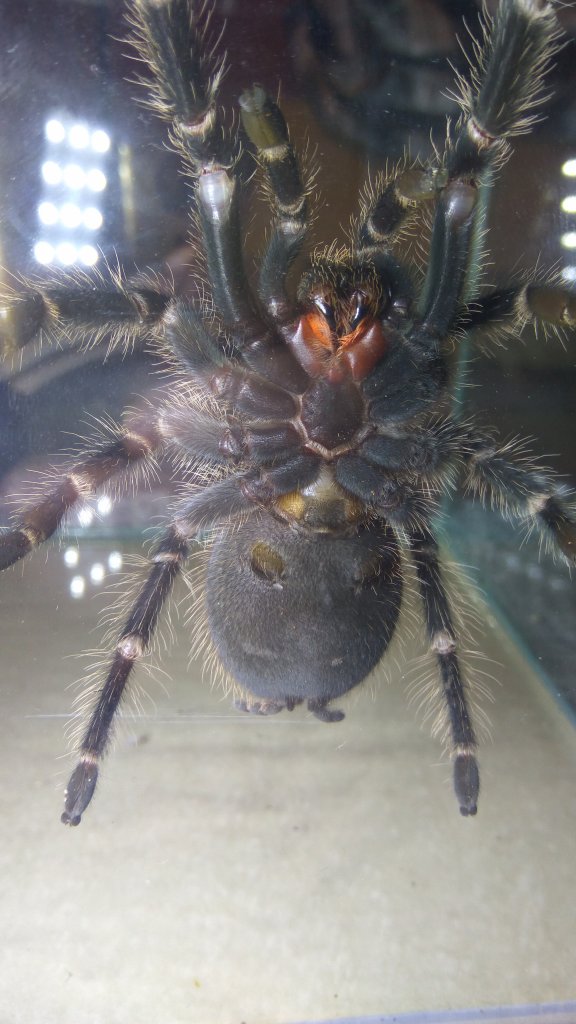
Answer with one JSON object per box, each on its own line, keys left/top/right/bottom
{"left": 61, "top": 759, "right": 99, "bottom": 827}
{"left": 454, "top": 753, "right": 479, "bottom": 817}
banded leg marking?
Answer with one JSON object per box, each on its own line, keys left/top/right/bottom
{"left": 0, "top": 419, "right": 162, "bottom": 570}
{"left": 409, "top": 528, "right": 479, "bottom": 816}
{"left": 62, "top": 528, "right": 189, "bottom": 825}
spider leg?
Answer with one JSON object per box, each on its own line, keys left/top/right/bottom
{"left": 61, "top": 452, "right": 324, "bottom": 825}
{"left": 0, "top": 413, "right": 163, "bottom": 570}
{"left": 462, "top": 283, "right": 576, "bottom": 339}
{"left": 462, "top": 431, "right": 576, "bottom": 564}
{"left": 409, "top": 526, "right": 479, "bottom": 816}
{"left": 0, "top": 276, "right": 172, "bottom": 355}
{"left": 418, "top": 0, "right": 560, "bottom": 338}
{"left": 61, "top": 524, "right": 190, "bottom": 826}
{"left": 61, "top": 474, "right": 257, "bottom": 826}
{"left": 128, "top": 0, "right": 266, "bottom": 345}
{"left": 129, "top": 1, "right": 311, "bottom": 391}
{"left": 239, "top": 87, "right": 308, "bottom": 325}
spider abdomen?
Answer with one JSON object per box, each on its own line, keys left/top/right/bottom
{"left": 205, "top": 515, "right": 402, "bottom": 716}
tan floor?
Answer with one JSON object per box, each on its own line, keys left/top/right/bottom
{"left": 0, "top": 539, "right": 575, "bottom": 1024}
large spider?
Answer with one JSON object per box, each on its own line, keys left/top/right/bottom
{"left": 1, "top": 0, "right": 575, "bottom": 826}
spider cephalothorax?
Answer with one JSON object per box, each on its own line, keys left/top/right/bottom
{"left": 0, "top": 0, "right": 574, "bottom": 826}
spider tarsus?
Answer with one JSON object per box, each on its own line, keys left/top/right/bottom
{"left": 307, "top": 700, "right": 345, "bottom": 723}
{"left": 0, "top": 530, "right": 33, "bottom": 571}
{"left": 454, "top": 754, "right": 479, "bottom": 817}
{"left": 61, "top": 761, "right": 99, "bottom": 827}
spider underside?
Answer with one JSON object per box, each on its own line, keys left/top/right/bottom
{"left": 1, "top": 0, "right": 575, "bottom": 825}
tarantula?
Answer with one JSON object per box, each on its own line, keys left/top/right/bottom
{"left": 1, "top": 0, "right": 575, "bottom": 826}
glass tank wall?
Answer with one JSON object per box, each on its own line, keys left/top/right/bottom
{"left": 1, "top": 1, "right": 575, "bottom": 1022}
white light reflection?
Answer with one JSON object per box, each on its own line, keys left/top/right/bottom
{"left": 45, "top": 118, "right": 66, "bottom": 144}
{"left": 70, "top": 575, "right": 86, "bottom": 599}
{"left": 83, "top": 206, "right": 103, "bottom": 230}
{"left": 56, "top": 242, "right": 77, "bottom": 265}
{"left": 561, "top": 265, "right": 576, "bottom": 283}
{"left": 79, "top": 245, "right": 98, "bottom": 267}
{"left": 60, "top": 202, "right": 82, "bottom": 228}
{"left": 97, "top": 495, "right": 113, "bottom": 516}
{"left": 560, "top": 232, "right": 576, "bottom": 249}
{"left": 33, "top": 241, "right": 55, "bottom": 265}
{"left": 63, "top": 547, "right": 80, "bottom": 567}
{"left": 37, "top": 115, "right": 110, "bottom": 268}
{"left": 90, "top": 563, "right": 105, "bottom": 584}
{"left": 108, "top": 551, "right": 123, "bottom": 572}
{"left": 63, "top": 163, "right": 86, "bottom": 190}
{"left": 77, "top": 508, "right": 94, "bottom": 528}
{"left": 91, "top": 129, "right": 111, "bottom": 153}
{"left": 86, "top": 168, "right": 107, "bottom": 192}
{"left": 38, "top": 201, "right": 58, "bottom": 225}
{"left": 561, "top": 159, "right": 576, "bottom": 178}
{"left": 68, "top": 123, "right": 90, "bottom": 149}
{"left": 560, "top": 196, "right": 576, "bottom": 214}
{"left": 41, "top": 160, "right": 62, "bottom": 185}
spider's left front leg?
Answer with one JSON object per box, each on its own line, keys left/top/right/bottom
{"left": 462, "top": 431, "right": 576, "bottom": 565}
{"left": 409, "top": 526, "right": 480, "bottom": 816}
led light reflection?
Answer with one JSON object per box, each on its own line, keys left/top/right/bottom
{"left": 97, "top": 495, "right": 112, "bottom": 516}
{"left": 79, "top": 244, "right": 99, "bottom": 266}
{"left": 63, "top": 163, "right": 86, "bottom": 190}
{"left": 41, "top": 160, "right": 62, "bottom": 185}
{"left": 91, "top": 129, "right": 111, "bottom": 153}
{"left": 560, "top": 232, "right": 576, "bottom": 249}
{"left": 63, "top": 547, "right": 80, "bottom": 567}
{"left": 70, "top": 575, "right": 86, "bottom": 599}
{"left": 561, "top": 159, "right": 576, "bottom": 178}
{"left": 83, "top": 206, "right": 103, "bottom": 230}
{"left": 108, "top": 551, "right": 123, "bottom": 571}
{"left": 45, "top": 118, "right": 66, "bottom": 144}
{"left": 77, "top": 508, "right": 94, "bottom": 528}
{"left": 69, "top": 123, "right": 90, "bottom": 149}
{"left": 60, "top": 202, "right": 82, "bottom": 228}
{"left": 86, "top": 168, "right": 107, "bottom": 192}
{"left": 56, "top": 242, "right": 77, "bottom": 265}
{"left": 33, "top": 241, "right": 55, "bottom": 264}
{"left": 38, "top": 201, "right": 58, "bottom": 225}
{"left": 561, "top": 196, "right": 576, "bottom": 214}
{"left": 90, "top": 563, "right": 105, "bottom": 584}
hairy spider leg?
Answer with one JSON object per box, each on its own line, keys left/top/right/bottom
{"left": 461, "top": 283, "right": 576, "bottom": 344}
{"left": 129, "top": 0, "right": 309, "bottom": 393}
{"left": 61, "top": 450, "right": 326, "bottom": 826}
{"left": 409, "top": 528, "right": 479, "bottom": 815}
{"left": 462, "top": 431, "right": 576, "bottom": 565}
{"left": 418, "top": 0, "right": 560, "bottom": 337}
{"left": 239, "top": 86, "right": 309, "bottom": 325}
{"left": 0, "top": 278, "right": 173, "bottom": 355}
{"left": 342, "top": 0, "right": 562, "bottom": 814}
{"left": 0, "top": 414, "right": 163, "bottom": 571}
{"left": 60, "top": 478, "right": 253, "bottom": 827}
{"left": 61, "top": 525, "right": 190, "bottom": 826}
